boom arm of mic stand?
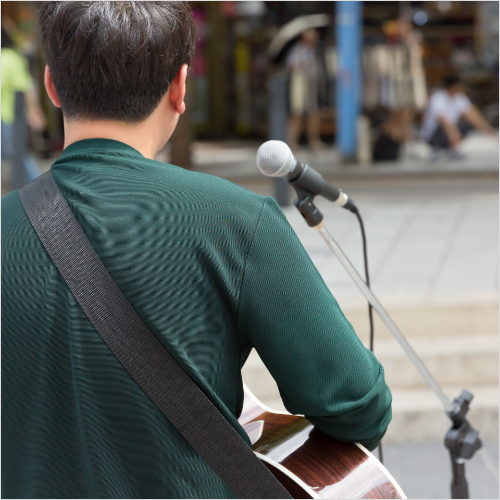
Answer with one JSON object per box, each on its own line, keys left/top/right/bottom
{"left": 313, "top": 221, "right": 453, "bottom": 411}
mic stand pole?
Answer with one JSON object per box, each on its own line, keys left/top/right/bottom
{"left": 293, "top": 192, "right": 493, "bottom": 499}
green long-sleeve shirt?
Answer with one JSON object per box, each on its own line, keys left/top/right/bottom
{"left": 2, "top": 139, "right": 392, "bottom": 499}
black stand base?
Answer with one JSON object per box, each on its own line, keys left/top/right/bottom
{"left": 445, "top": 390, "right": 482, "bottom": 499}
{"left": 450, "top": 455, "right": 469, "bottom": 499}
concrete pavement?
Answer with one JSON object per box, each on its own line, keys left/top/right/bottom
{"left": 383, "top": 440, "right": 498, "bottom": 499}
{"left": 282, "top": 176, "right": 499, "bottom": 303}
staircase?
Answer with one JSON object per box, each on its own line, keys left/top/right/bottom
{"left": 241, "top": 292, "right": 499, "bottom": 443}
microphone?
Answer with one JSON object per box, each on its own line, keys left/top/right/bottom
{"left": 256, "top": 140, "right": 358, "bottom": 213}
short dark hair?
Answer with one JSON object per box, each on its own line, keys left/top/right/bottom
{"left": 444, "top": 75, "right": 461, "bottom": 89}
{"left": 39, "top": 1, "right": 196, "bottom": 122}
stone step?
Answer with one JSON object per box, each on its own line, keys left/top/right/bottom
{"left": 373, "top": 333, "right": 498, "bottom": 388}
{"left": 338, "top": 292, "right": 498, "bottom": 341}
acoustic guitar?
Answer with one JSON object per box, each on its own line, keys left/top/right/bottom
{"left": 239, "top": 385, "right": 406, "bottom": 499}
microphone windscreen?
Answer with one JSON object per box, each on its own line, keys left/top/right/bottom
{"left": 256, "top": 140, "right": 295, "bottom": 178}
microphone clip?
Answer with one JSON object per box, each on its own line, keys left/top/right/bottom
{"left": 293, "top": 188, "right": 324, "bottom": 228}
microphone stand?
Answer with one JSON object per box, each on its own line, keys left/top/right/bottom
{"left": 293, "top": 188, "right": 497, "bottom": 499}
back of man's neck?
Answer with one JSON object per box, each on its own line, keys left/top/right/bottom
{"left": 63, "top": 119, "right": 160, "bottom": 159}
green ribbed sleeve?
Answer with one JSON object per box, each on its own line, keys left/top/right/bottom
{"left": 237, "top": 198, "right": 392, "bottom": 451}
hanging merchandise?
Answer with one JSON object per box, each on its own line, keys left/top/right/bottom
{"left": 408, "top": 42, "right": 427, "bottom": 110}
{"left": 477, "top": 1, "right": 499, "bottom": 69}
{"left": 362, "top": 43, "right": 427, "bottom": 111}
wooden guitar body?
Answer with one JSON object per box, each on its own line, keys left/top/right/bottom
{"left": 239, "top": 386, "right": 406, "bottom": 499}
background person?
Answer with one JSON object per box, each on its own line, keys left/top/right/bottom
{"left": 372, "top": 108, "right": 414, "bottom": 161}
{"left": 286, "top": 28, "right": 325, "bottom": 151}
{"left": 420, "top": 75, "right": 497, "bottom": 160}
{"left": 1, "top": 25, "right": 46, "bottom": 182}
{"left": 372, "top": 14, "right": 427, "bottom": 162}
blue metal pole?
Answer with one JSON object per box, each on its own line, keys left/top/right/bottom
{"left": 336, "top": 1, "right": 362, "bottom": 162}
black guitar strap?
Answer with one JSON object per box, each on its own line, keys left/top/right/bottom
{"left": 18, "top": 171, "right": 291, "bottom": 500}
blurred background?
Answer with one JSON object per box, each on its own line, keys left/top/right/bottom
{"left": 1, "top": 1, "right": 498, "bottom": 498}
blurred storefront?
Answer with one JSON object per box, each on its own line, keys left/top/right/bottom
{"left": 1, "top": 1, "right": 498, "bottom": 151}
{"left": 187, "top": 1, "right": 498, "bottom": 143}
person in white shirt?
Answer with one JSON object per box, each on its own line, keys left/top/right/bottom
{"left": 421, "top": 75, "right": 497, "bottom": 160}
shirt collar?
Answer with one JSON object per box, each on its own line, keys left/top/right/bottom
{"left": 58, "top": 138, "right": 146, "bottom": 160}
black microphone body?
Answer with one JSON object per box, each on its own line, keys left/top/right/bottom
{"left": 286, "top": 160, "right": 358, "bottom": 213}
{"left": 286, "top": 160, "right": 339, "bottom": 200}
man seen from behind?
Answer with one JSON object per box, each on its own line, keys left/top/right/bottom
{"left": 2, "top": 2, "right": 392, "bottom": 498}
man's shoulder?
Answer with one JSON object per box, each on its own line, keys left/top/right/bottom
{"left": 427, "top": 90, "right": 450, "bottom": 115}
{"left": 1, "top": 189, "right": 39, "bottom": 247}
{"left": 1, "top": 189, "right": 38, "bottom": 267}
{"left": 429, "top": 89, "right": 447, "bottom": 103}
{"left": 1, "top": 190, "right": 24, "bottom": 227}
{"left": 150, "top": 159, "right": 271, "bottom": 216}
{"left": 53, "top": 152, "right": 274, "bottom": 232}
{"left": 454, "top": 92, "right": 472, "bottom": 107}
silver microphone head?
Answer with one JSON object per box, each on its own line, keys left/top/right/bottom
{"left": 256, "top": 140, "right": 296, "bottom": 178}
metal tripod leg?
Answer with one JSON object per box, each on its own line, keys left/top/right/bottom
{"left": 451, "top": 455, "right": 469, "bottom": 499}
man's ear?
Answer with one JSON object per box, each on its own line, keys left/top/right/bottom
{"left": 44, "top": 65, "right": 61, "bottom": 108}
{"left": 169, "top": 64, "right": 188, "bottom": 115}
